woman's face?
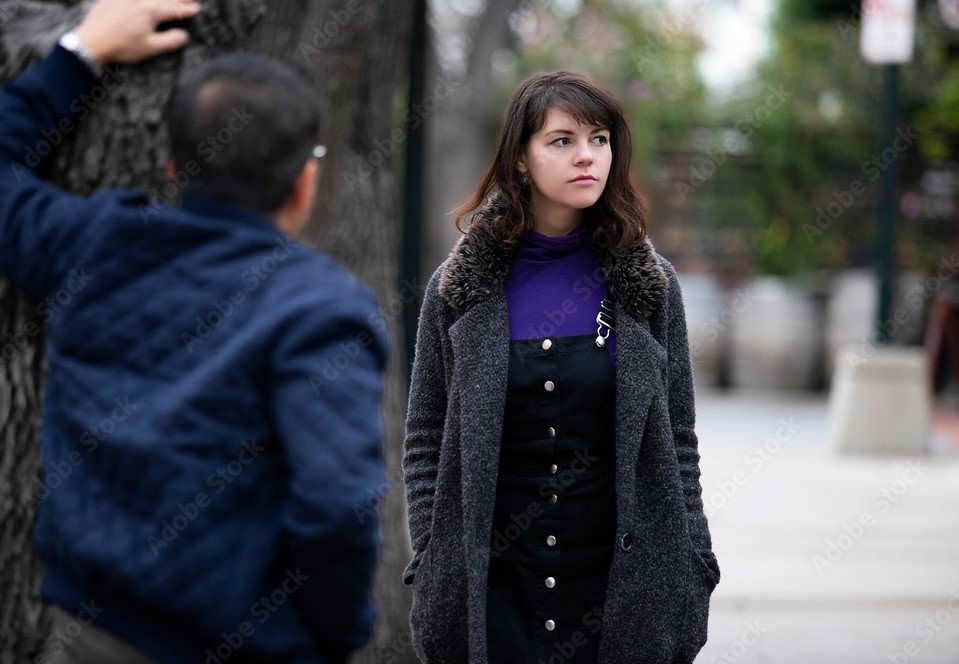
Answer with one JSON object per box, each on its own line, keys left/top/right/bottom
{"left": 518, "top": 107, "right": 612, "bottom": 225}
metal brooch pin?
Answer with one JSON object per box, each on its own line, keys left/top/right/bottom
{"left": 595, "top": 298, "right": 615, "bottom": 348}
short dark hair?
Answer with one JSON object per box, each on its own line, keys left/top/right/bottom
{"left": 166, "top": 53, "right": 321, "bottom": 214}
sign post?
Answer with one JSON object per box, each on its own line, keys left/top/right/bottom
{"left": 830, "top": 0, "right": 928, "bottom": 456}
{"left": 860, "top": 0, "right": 915, "bottom": 343}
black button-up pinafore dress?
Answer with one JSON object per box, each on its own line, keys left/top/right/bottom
{"left": 486, "top": 332, "right": 616, "bottom": 663}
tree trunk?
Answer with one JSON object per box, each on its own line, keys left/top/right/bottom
{"left": 423, "top": 0, "right": 522, "bottom": 274}
{"left": 0, "top": 281, "right": 48, "bottom": 664}
{"left": 0, "top": 2, "right": 415, "bottom": 662}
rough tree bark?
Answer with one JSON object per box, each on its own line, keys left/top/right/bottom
{"left": 0, "top": 1, "right": 415, "bottom": 662}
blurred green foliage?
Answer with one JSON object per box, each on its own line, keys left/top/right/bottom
{"left": 712, "top": 2, "right": 959, "bottom": 275}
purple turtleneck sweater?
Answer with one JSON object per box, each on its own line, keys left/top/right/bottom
{"left": 504, "top": 224, "right": 616, "bottom": 364}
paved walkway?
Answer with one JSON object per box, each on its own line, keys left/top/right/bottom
{"left": 693, "top": 388, "right": 959, "bottom": 664}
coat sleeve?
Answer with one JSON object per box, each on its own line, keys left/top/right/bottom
{"left": 0, "top": 45, "right": 100, "bottom": 300}
{"left": 269, "top": 279, "right": 390, "bottom": 663}
{"left": 662, "top": 260, "right": 721, "bottom": 589}
{"left": 401, "top": 264, "right": 451, "bottom": 584}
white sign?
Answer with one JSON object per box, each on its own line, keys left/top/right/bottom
{"left": 860, "top": 0, "right": 917, "bottom": 64}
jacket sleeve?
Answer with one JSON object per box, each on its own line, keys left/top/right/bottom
{"left": 662, "top": 260, "right": 721, "bottom": 589}
{"left": 0, "top": 44, "right": 100, "bottom": 300}
{"left": 401, "top": 265, "right": 451, "bottom": 584}
{"left": 269, "top": 280, "right": 390, "bottom": 663}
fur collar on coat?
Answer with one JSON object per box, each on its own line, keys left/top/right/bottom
{"left": 436, "top": 193, "right": 670, "bottom": 321}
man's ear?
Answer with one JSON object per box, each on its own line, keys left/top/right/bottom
{"left": 291, "top": 159, "right": 320, "bottom": 210}
{"left": 164, "top": 157, "right": 176, "bottom": 183}
{"left": 273, "top": 159, "right": 321, "bottom": 236}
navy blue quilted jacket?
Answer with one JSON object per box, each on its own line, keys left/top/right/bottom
{"left": 0, "top": 45, "right": 389, "bottom": 664}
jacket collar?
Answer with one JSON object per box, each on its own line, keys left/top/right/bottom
{"left": 438, "top": 194, "right": 670, "bottom": 320}
{"left": 179, "top": 195, "right": 284, "bottom": 236}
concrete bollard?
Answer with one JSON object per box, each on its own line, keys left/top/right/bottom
{"left": 828, "top": 343, "right": 929, "bottom": 454}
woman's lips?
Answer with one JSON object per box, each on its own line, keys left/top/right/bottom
{"left": 570, "top": 175, "right": 598, "bottom": 184}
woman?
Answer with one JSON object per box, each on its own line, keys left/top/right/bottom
{"left": 402, "top": 71, "right": 720, "bottom": 664}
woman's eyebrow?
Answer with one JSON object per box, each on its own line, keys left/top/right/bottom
{"left": 544, "top": 126, "right": 608, "bottom": 136}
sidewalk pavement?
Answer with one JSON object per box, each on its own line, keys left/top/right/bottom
{"left": 693, "top": 388, "right": 959, "bottom": 664}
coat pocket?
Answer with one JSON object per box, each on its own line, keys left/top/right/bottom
{"left": 674, "top": 547, "right": 714, "bottom": 663}
{"left": 691, "top": 548, "right": 720, "bottom": 593}
{"left": 409, "top": 538, "right": 470, "bottom": 664}
{"left": 409, "top": 542, "right": 434, "bottom": 660}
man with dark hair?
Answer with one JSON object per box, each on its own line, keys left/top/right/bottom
{"left": 164, "top": 52, "right": 323, "bottom": 217}
{"left": 0, "top": 1, "right": 389, "bottom": 663}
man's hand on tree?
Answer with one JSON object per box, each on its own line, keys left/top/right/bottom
{"left": 74, "top": 0, "right": 202, "bottom": 67}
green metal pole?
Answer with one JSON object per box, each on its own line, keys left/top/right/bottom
{"left": 876, "top": 64, "right": 899, "bottom": 345}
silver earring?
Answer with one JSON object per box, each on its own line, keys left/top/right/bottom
{"left": 518, "top": 171, "right": 530, "bottom": 187}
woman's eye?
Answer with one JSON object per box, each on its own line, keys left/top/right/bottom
{"left": 551, "top": 137, "right": 572, "bottom": 147}
{"left": 593, "top": 135, "right": 609, "bottom": 145}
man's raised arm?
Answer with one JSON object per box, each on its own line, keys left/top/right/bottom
{"left": 0, "top": 0, "right": 201, "bottom": 299}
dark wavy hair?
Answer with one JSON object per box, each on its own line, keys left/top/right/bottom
{"left": 454, "top": 70, "right": 648, "bottom": 252}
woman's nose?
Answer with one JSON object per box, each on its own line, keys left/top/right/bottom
{"left": 574, "top": 141, "right": 593, "bottom": 165}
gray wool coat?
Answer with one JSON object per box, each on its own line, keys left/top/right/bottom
{"left": 401, "top": 204, "right": 721, "bottom": 664}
